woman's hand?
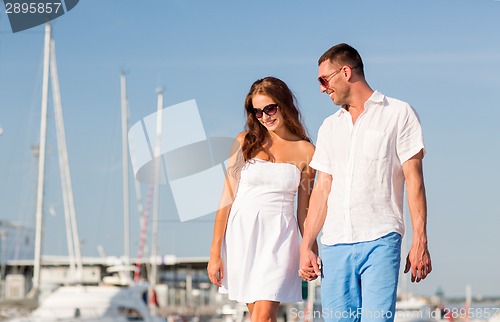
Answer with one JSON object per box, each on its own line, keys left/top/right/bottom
{"left": 207, "top": 256, "right": 224, "bottom": 287}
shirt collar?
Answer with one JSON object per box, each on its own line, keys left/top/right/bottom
{"left": 337, "top": 106, "right": 348, "bottom": 117}
{"left": 336, "top": 90, "right": 385, "bottom": 117}
{"left": 366, "top": 90, "right": 385, "bottom": 106}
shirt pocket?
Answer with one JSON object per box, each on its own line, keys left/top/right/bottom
{"left": 363, "top": 130, "right": 389, "bottom": 159}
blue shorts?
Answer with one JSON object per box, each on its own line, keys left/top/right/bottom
{"left": 320, "top": 232, "right": 402, "bottom": 322}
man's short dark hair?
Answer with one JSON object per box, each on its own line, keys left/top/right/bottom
{"left": 318, "top": 43, "right": 365, "bottom": 77}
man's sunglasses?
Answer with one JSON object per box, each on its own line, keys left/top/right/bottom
{"left": 253, "top": 104, "right": 278, "bottom": 118}
{"left": 318, "top": 65, "right": 353, "bottom": 88}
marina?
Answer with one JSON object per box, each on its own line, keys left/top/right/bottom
{"left": 0, "top": 255, "right": 499, "bottom": 321}
{"left": 1, "top": 2, "right": 500, "bottom": 322}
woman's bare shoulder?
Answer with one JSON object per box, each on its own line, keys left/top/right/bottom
{"left": 297, "top": 140, "right": 315, "bottom": 158}
{"left": 235, "top": 131, "right": 248, "bottom": 145}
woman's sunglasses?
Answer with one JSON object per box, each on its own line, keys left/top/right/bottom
{"left": 253, "top": 104, "right": 278, "bottom": 118}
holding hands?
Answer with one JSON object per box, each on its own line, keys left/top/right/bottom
{"left": 298, "top": 247, "right": 322, "bottom": 281}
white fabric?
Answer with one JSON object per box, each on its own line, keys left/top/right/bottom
{"left": 310, "top": 91, "right": 425, "bottom": 246}
{"left": 219, "top": 158, "right": 302, "bottom": 303}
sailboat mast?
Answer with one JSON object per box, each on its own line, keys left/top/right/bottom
{"left": 120, "top": 72, "right": 130, "bottom": 264}
{"left": 50, "top": 39, "right": 83, "bottom": 283}
{"left": 149, "top": 88, "right": 163, "bottom": 314}
{"left": 32, "top": 22, "right": 52, "bottom": 293}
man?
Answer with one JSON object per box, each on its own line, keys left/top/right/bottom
{"left": 299, "top": 43, "right": 432, "bottom": 322}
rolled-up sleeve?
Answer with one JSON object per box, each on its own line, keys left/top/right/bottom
{"left": 397, "top": 104, "right": 425, "bottom": 164}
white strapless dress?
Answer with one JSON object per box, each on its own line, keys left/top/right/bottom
{"left": 219, "top": 158, "right": 302, "bottom": 303}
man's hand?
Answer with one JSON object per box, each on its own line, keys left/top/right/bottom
{"left": 299, "top": 247, "right": 322, "bottom": 281}
{"left": 404, "top": 241, "right": 432, "bottom": 282}
{"left": 402, "top": 150, "right": 431, "bottom": 283}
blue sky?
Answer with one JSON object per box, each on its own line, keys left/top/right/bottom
{"left": 1, "top": 1, "right": 499, "bottom": 298}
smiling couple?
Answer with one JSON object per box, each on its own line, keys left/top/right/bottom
{"left": 207, "top": 43, "right": 432, "bottom": 322}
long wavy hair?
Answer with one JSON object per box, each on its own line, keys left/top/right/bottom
{"left": 242, "top": 77, "right": 310, "bottom": 162}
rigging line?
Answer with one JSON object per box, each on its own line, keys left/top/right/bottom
{"left": 95, "top": 103, "right": 121, "bottom": 249}
{"left": 134, "top": 179, "right": 155, "bottom": 283}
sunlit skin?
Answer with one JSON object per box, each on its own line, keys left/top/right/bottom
{"left": 299, "top": 59, "right": 432, "bottom": 284}
{"left": 252, "top": 94, "right": 286, "bottom": 136}
{"left": 250, "top": 95, "right": 317, "bottom": 320}
{"left": 253, "top": 93, "right": 320, "bottom": 281}
{"left": 318, "top": 61, "right": 349, "bottom": 106}
{"left": 317, "top": 60, "right": 374, "bottom": 124}
{"left": 208, "top": 92, "right": 317, "bottom": 322}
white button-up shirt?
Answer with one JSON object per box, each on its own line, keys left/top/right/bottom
{"left": 310, "top": 91, "right": 425, "bottom": 245}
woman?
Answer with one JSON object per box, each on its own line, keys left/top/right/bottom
{"left": 207, "top": 77, "right": 316, "bottom": 321}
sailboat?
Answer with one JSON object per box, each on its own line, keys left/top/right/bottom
{"left": 8, "top": 23, "right": 165, "bottom": 322}
{"left": 11, "top": 284, "right": 158, "bottom": 322}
